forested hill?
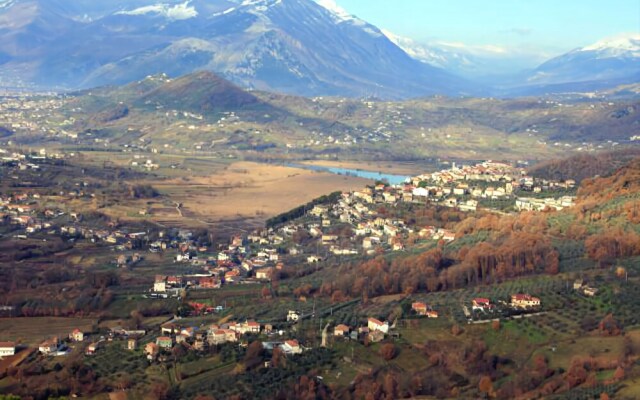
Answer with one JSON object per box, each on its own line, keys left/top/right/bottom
{"left": 529, "top": 149, "right": 640, "bottom": 183}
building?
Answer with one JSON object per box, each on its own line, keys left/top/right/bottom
{"left": 573, "top": 279, "right": 584, "bottom": 290}
{"left": 367, "top": 318, "right": 389, "bottom": 334}
{"left": 85, "top": 343, "right": 99, "bottom": 356}
{"left": 412, "top": 302, "right": 428, "bottom": 315}
{"left": 282, "top": 339, "right": 302, "bottom": 354}
{"left": 0, "top": 342, "right": 15, "bottom": 357}
{"left": 426, "top": 310, "right": 439, "bottom": 318}
{"left": 334, "top": 324, "right": 350, "bottom": 336}
{"left": 256, "top": 268, "right": 273, "bottom": 281}
{"left": 472, "top": 298, "right": 492, "bottom": 311}
{"left": 156, "top": 336, "right": 173, "bottom": 349}
{"left": 145, "top": 343, "right": 159, "bottom": 360}
{"left": 510, "top": 294, "right": 541, "bottom": 308}
{"left": 287, "top": 310, "right": 300, "bottom": 322}
{"left": 368, "top": 330, "right": 385, "bottom": 343}
{"left": 209, "top": 329, "right": 238, "bottom": 345}
{"left": 39, "top": 338, "right": 58, "bottom": 355}
{"left": 153, "top": 281, "right": 166, "bottom": 292}
{"left": 69, "top": 329, "right": 84, "bottom": 342}
{"left": 161, "top": 323, "right": 180, "bottom": 335}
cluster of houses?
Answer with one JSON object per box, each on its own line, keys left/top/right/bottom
{"left": 32, "top": 327, "right": 145, "bottom": 358}
{"left": 298, "top": 188, "right": 457, "bottom": 257}
{"left": 411, "top": 302, "right": 440, "bottom": 318}
{"left": 470, "top": 293, "right": 541, "bottom": 315}
{"left": 142, "top": 320, "right": 303, "bottom": 361}
{"left": 0, "top": 95, "right": 67, "bottom": 138}
{"left": 515, "top": 196, "right": 575, "bottom": 212}
{"left": 574, "top": 279, "right": 599, "bottom": 297}
{"left": 153, "top": 274, "right": 221, "bottom": 294}
{"left": 404, "top": 161, "right": 576, "bottom": 211}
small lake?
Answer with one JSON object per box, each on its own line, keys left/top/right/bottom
{"left": 287, "top": 163, "right": 410, "bottom": 185}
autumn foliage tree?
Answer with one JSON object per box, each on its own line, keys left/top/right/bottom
{"left": 379, "top": 343, "right": 398, "bottom": 361}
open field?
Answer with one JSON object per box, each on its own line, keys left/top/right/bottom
{"left": 0, "top": 317, "right": 97, "bottom": 345}
{"left": 144, "top": 161, "right": 370, "bottom": 227}
{"left": 72, "top": 152, "right": 372, "bottom": 231}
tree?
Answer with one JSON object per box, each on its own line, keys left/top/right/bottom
{"left": 244, "top": 341, "right": 264, "bottom": 370}
{"left": 478, "top": 375, "right": 494, "bottom": 397}
{"left": 379, "top": 343, "right": 398, "bottom": 361}
{"left": 272, "top": 346, "right": 286, "bottom": 368}
{"left": 613, "top": 366, "right": 625, "bottom": 381}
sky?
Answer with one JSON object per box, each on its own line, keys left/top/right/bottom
{"left": 331, "top": 0, "right": 640, "bottom": 60}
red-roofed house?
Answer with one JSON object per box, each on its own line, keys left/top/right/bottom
{"left": 245, "top": 321, "right": 261, "bottom": 334}
{"left": 367, "top": 318, "right": 389, "bottom": 334}
{"left": 412, "top": 302, "right": 428, "bottom": 315}
{"left": 145, "top": 342, "right": 159, "bottom": 360}
{"left": 472, "top": 298, "right": 492, "bottom": 311}
{"left": 282, "top": 339, "right": 302, "bottom": 354}
{"left": 69, "top": 329, "right": 84, "bottom": 342}
{"left": 334, "top": 324, "right": 350, "bottom": 336}
{"left": 198, "top": 277, "right": 219, "bottom": 289}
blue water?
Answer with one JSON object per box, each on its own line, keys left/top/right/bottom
{"left": 288, "top": 163, "right": 409, "bottom": 185}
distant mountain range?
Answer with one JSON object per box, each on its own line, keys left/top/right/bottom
{"left": 0, "top": 0, "right": 636, "bottom": 98}
{"left": 512, "top": 34, "right": 640, "bottom": 94}
{"left": 0, "top": 0, "right": 476, "bottom": 98}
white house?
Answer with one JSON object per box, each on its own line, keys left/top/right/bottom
{"left": 0, "top": 342, "right": 15, "bottom": 357}
{"left": 39, "top": 338, "right": 58, "bottom": 355}
{"left": 287, "top": 310, "right": 300, "bottom": 322}
{"left": 153, "top": 281, "right": 166, "bottom": 292}
{"left": 282, "top": 339, "right": 302, "bottom": 354}
{"left": 367, "top": 318, "right": 389, "bottom": 334}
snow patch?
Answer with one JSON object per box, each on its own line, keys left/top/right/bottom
{"left": 315, "top": 0, "right": 354, "bottom": 22}
{"left": 582, "top": 33, "right": 640, "bottom": 52}
{"left": 0, "top": 0, "right": 15, "bottom": 10}
{"left": 213, "top": 7, "right": 236, "bottom": 17}
{"left": 117, "top": 1, "right": 198, "bottom": 21}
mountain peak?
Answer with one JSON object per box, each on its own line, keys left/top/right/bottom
{"left": 579, "top": 33, "right": 640, "bottom": 57}
{"left": 139, "top": 70, "right": 261, "bottom": 112}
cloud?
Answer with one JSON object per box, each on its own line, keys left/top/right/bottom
{"left": 501, "top": 27, "right": 533, "bottom": 36}
{"left": 117, "top": 1, "right": 198, "bottom": 21}
{"left": 435, "top": 41, "right": 508, "bottom": 55}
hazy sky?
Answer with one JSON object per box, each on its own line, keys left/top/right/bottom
{"left": 332, "top": 0, "right": 640, "bottom": 59}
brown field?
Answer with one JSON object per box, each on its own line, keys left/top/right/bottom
{"left": 136, "top": 161, "right": 370, "bottom": 229}
{"left": 0, "top": 317, "right": 97, "bottom": 345}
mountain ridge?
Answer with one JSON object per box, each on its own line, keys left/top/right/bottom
{"left": 0, "top": 0, "right": 478, "bottom": 99}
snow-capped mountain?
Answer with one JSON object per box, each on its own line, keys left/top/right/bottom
{"left": 381, "top": 30, "right": 476, "bottom": 72}
{"left": 523, "top": 33, "right": 640, "bottom": 91}
{"left": 580, "top": 34, "right": 640, "bottom": 58}
{"left": 0, "top": 0, "right": 476, "bottom": 98}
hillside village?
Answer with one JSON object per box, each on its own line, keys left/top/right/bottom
{"left": 0, "top": 151, "right": 577, "bottom": 359}
{"left": 0, "top": 148, "right": 579, "bottom": 292}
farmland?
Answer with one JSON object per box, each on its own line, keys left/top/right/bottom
{"left": 0, "top": 317, "right": 97, "bottom": 345}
